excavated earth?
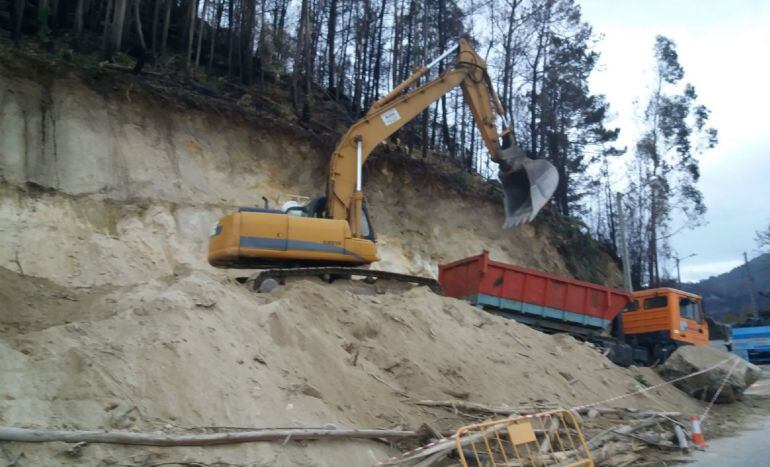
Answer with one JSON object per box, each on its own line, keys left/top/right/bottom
{"left": 0, "top": 57, "right": 742, "bottom": 466}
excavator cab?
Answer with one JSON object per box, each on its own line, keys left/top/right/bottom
{"left": 285, "top": 196, "right": 376, "bottom": 242}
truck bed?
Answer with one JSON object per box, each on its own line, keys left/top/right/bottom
{"left": 438, "top": 251, "right": 631, "bottom": 334}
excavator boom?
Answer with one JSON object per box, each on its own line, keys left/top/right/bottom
{"left": 326, "top": 39, "right": 558, "bottom": 235}
{"left": 208, "top": 38, "right": 558, "bottom": 270}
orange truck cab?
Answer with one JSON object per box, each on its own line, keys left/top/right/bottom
{"left": 621, "top": 288, "right": 709, "bottom": 362}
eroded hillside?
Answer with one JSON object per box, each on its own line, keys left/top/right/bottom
{"left": 0, "top": 57, "right": 620, "bottom": 288}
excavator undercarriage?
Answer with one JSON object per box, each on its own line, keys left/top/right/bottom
{"left": 237, "top": 267, "right": 442, "bottom": 294}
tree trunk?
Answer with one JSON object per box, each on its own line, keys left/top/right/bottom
{"left": 226, "top": 0, "right": 234, "bottom": 76}
{"left": 293, "top": 0, "right": 311, "bottom": 119}
{"left": 160, "top": 0, "right": 171, "bottom": 55}
{"left": 134, "top": 0, "right": 147, "bottom": 50}
{"left": 150, "top": 0, "right": 161, "bottom": 56}
{"left": 502, "top": 1, "right": 519, "bottom": 120}
{"left": 257, "top": 0, "right": 266, "bottom": 81}
{"left": 326, "top": 0, "right": 337, "bottom": 92}
{"left": 359, "top": 1, "right": 370, "bottom": 109}
{"left": 207, "top": 0, "right": 223, "bottom": 73}
{"left": 241, "top": 0, "right": 257, "bottom": 84}
{"left": 185, "top": 0, "right": 198, "bottom": 73}
{"left": 106, "top": 0, "right": 127, "bottom": 59}
{"left": 351, "top": 3, "right": 365, "bottom": 113}
{"left": 37, "top": 0, "right": 51, "bottom": 38}
{"left": 194, "top": 0, "right": 210, "bottom": 71}
{"left": 273, "top": 0, "right": 288, "bottom": 64}
{"left": 0, "top": 426, "right": 421, "bottom": 446}
{"left": 390, "top": 0, "right": 402, "bottom": 88}
{"left": 402, "top": 0, "right": 416, "bottom": 81}
{"left": 308, "top": 0, "right": 323, "bottom": 84}
{"left": 101, "top": 0, "right": 114, "bottom": 56}
{"left": 437, "top": 0, "right": 451, "bottom": 154}
{"left": 420, "top": 0, "right": 428, "bottom": 158}
{"left": 73, "top": 0, "right": 85, "bottom": 42}
{"left": 11, "top": 0, "right": 26, "bottom": 45}
{"left": 370, "top": 0, "right": 386, "bottom": 101}
{"left": 336, "top": 1, "right": 353, "bottom": 99}
{"left": 529, "top": 4, "right": 550, "bottom": 157}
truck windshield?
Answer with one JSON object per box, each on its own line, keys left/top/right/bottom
{"left": 680, "top": 298, "right": 702, "bottom": 323}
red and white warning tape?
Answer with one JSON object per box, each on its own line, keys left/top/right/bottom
{"left": 700, "top": 356, "right": 742, "bottom": 423}
{"left": 569, "top": 356, "right": 736, "bottom": 413}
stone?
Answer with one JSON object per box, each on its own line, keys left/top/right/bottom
{"left": 659, "top": 345, "right": 761, "bottom": 403}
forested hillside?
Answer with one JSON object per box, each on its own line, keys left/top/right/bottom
{"left": 2, "top": 0, "right": 717, "bottom": 289}
{"left": 684, "top": 252, "right": 770, "bottom": 321}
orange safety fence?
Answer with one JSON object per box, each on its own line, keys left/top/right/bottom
{"left": 454, "top": 409, "right": 594, "bottom": 467}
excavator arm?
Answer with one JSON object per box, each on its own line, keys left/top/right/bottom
{"left": 326, "top": 38, "right": 558, "bottom": 237}
{"left": 208, "top": 38, "right": 557, "bottom": 271}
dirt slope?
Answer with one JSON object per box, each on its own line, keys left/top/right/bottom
{"left": 0, "top": 268, "right": 700, "bottom": 466}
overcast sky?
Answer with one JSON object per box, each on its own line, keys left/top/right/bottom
{"left": 577, "top": 0, "right": 770, "bottom": 282}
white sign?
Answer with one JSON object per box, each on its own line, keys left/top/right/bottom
{"left": 380, "top": 108, "right": 401, "bottom": 126}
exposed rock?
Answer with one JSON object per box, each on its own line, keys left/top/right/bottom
{"left": 659, "top": 345, "right": 761, "bottom": 403}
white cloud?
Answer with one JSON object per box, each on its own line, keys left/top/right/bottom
{"left": 680, "top": 259, "right": 744, "bottom": 282}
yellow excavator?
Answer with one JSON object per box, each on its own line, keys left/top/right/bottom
{"left": 208, "top": 39, "right": 558, "bottom": 289}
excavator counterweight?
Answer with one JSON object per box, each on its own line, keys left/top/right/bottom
{"left": 208, "top": 39, "right": 558, "bottom": 271}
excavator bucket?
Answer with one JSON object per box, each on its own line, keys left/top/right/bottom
{"left": 498, "top": 146, "right": 559, "bottom": 228}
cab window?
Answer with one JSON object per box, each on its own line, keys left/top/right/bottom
{"left": 360, "top": 212, "right": 371, "bottom": 238}
{"left": 679, "top": 298, "right": 703, "bottom": 323}
{"left": 360, "top": 205, "right": 375, "bottom": 241}
{"left": 623, "top": 301, "right": 639, "bottom": 312}
{"left": 644, "top": 296, "right": 668, "bottom": 309}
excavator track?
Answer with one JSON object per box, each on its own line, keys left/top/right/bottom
{"left": 238, "top": 267, "right": 442, "bottom": 294}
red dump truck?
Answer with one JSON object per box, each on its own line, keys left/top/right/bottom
{"left": 438, "top": 251, "right": 709, "bottom": 366}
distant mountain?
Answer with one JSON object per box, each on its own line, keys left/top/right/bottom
{"left": 682, "top": 252, "right": 770, "bottom": 322}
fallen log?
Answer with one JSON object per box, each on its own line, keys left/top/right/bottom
{"left": 415, "top": 400, "right": 518, "bottom": 415}
{"left": 415, "top": 400, "right": 680, "bottom": 421}
{"left": 0, "top": 426, "right": 421, "bottom": 447}
{"left": 586, "top": 418, "right": 661, "bottom": 450}
{"left": 674, "top": 424, "right": 690, "bottom": 452}
{"left": 590, "top": 440, "right": 633, "bottom": 465}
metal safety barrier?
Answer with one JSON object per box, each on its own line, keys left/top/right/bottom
{"left": 454, "top": 409, "right": 594, "bottom": 467}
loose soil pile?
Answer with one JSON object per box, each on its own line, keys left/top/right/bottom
{"left": 1, "top": 267, "right": 703, "bottom": 466}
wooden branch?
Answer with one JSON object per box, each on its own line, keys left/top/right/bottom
{"left": 415, "top": 399, "right": 518, "bottom": 415}
{"left": 611, "top": 429, "right": 674, "bottom": 450}
{"left": 586, "top": 418, "right": 660, "bottom": 450}
{"left": 539, "top": 417, "right": 560, "bottom": 454}
{"left": 101, "top": 62, "right": 165, "bottom": 76}
{"left": 590, "top": 440, "right": 633, "bottom": 465}
{"left": 415, "top": 400, "right": 679, "bottom": 421}
{"left": 674, "top": 425, "right": 690, "bottom": 453}
{"left": 0, "top": 426, "right": 421, "bottom": 446}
